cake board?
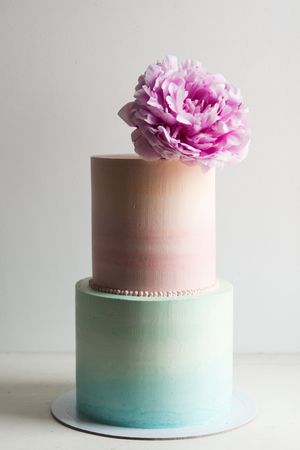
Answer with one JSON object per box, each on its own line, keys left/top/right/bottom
{"left": 51, "top": 389, "right": 256, "bottom": 440}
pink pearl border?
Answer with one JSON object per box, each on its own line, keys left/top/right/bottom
{"left": 89, "top": 279, "right": 218, "bottom": 297}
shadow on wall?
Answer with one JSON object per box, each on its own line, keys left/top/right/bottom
{"left": 0, "top": 380, "right": 73, "bottom": 422}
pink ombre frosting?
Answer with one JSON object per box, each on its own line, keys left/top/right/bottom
{"left": 91, "top": 155, "right": 216, "bottom": 293}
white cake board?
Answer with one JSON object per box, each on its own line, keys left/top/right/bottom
{"left": 51, "top": 390, "right": 256, "bottom": 440}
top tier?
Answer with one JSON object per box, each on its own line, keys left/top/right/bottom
{"left": 91, "top": 155, "right": 216, "bottom": 295}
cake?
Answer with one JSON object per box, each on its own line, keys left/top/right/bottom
{"left": 75, "top": 56, "right": 250, "bottom": 429}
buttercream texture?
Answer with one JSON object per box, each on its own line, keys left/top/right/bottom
{"left": 76, "top": 278, "right": 233, "bottom": 428}
{"left": 91, "top": 155, "right": 216, "bottom": 293}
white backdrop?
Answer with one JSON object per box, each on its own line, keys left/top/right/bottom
{"left": 1, "top": 0, "right": 299, "bottom": 352}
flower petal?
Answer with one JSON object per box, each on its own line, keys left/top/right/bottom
{"left": 118, "top": 102, "right": 136, "bottom": 127}
{"left": 131, "top": 129, "right": 160, "bottom": 160}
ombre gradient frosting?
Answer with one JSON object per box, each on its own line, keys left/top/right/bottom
{"left": 76, "top": 278, "right": 233, "bottom": 428}
{"left": 91, "top": 155, "right": 216, "bottom": 294}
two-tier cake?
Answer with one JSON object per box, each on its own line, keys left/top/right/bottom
{"left": 76, "top": 155, "right": 233, "bottom": 428}
{"left": 73, "top": 55, "right": 251, "bottom": 430}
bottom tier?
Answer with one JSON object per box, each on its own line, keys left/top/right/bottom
{"left": 76, "top": 278, "right": 233, "bottom": 429}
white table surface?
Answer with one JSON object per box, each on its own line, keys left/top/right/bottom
{"left": 0, "top": 353, "right": 299, "bottom": 450}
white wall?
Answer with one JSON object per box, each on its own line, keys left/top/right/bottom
{"left": 0, "top": 0, "right": 299, "bottom": 352}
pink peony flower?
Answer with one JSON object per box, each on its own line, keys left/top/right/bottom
{"left": 118, "top": 55, "right": 250, "bottom": 167}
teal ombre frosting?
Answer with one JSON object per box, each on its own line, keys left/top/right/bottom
{"left": 76, "top": 279, "right": 233, "bottom": 429}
